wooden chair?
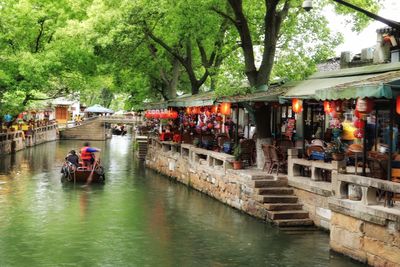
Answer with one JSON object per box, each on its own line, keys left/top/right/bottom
{"left": 269, "top": 145, "right": 287, "bottom": 174}
{"left": 240, "top": 139, "right": 255, "bottom": 166}
{"left": 262, "top": 144, "right": 272, "bottom": 173}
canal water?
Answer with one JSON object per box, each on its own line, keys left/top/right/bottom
{"left": 0, "top": 136, "right": 364, "bottom": 266}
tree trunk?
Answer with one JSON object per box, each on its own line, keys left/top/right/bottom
{"left": 254, "top": 104, "right": 273, "bottom": 169}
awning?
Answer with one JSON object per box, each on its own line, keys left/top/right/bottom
{"left": 168, "top": 91, "right": 216, "bottom": 107}
{"left": 283, "top": 63, "right": 400, "bottom": 100}
{"left": 220, "top": 85, "right": 289, "bottom": 103}
{"left": 316, "top": 70, "right": 400, "bottom": 100}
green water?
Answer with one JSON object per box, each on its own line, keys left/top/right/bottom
{"left": 0, "top": 137, "right": 364, "bottom": 266}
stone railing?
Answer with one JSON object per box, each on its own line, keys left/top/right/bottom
{"left": 288, "top": 148, "right": 346, "bottom": 183}
{"left": 0, "top": 131, "right": 25, "bottom": 154}
{"left": 333, "top": 173, "right": 400, "bottom": 207}
{"left": 149, "top": 137, "right": 235, "bottom": 173}
{"left": 0, "top": 124, "right": 58, "bottom": 154}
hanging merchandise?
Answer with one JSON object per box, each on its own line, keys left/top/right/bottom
{"left": 341, "top": 113, "right": 356, "bottom": 141}
{"left": 356, "top": 98, "right": 374, "bottom": 114}
{"left": 292, "top": 98, "right": 303, "bottom": 113}
{"left": 353, "top": 128, "right": 365, "bottom": 139}
{"left": 353, "top": 118, "right": 365, "bottom": 129}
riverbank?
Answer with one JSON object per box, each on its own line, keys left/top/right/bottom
{"left": 0, "top": 124, "right": 58, "bottom": 155}
{"left": 145, "top": 137, "right": 400, "bottom": 267}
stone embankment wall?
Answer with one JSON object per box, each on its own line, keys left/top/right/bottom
{"left": 287, "top": 148, "right": 400, "bottom": 266}
{"left": 146, "top": 139, "right": 269, "bottom": 220}
{"left": 0, "top": 124, "right": 58, "bottom": 155}
{"left": 60, "top": 119, "right": 108, "bottom": 140}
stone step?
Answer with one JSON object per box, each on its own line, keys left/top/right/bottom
{"left": 274, "top": 218, "right": 314, "bottom": 227}
{"left": 267, "top": 210, "right": 309, "bottom": 220}
{"left": 264, "top": 203, "right": 303, "bottom": 211}
{"left": 258, "top": 195, "right": 298, "bottom": 203}
{"left": 257, "top": 187, "right": 294, "bottom": 195}
{"left": 254, "top": 179, "right": 288, "bottom": 188}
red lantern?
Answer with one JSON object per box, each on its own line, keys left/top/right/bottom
{"left": 356, "top": 98, "right": 374, "bottom": 114}
{"left": 153, "top": 110, "right": 161, "bottom": 119}
{"left": 334, "top": 100, "right": 343, "bottom": 113}
{"left": 292, "top": 98, "right": 303, "bottom": 113}
{"left": 159, "top": 110, "right": 168, "bottom": 119}
{"left": 396, "top": 96, "right": 400, "bottom": 115}
{"left": 211, "top": 105, "right": 219, "bottom": 114}
{"left": 220, "top": 102, "right": 231, "bottom": 115}
{"left": 353, "top": 128, "right": 365, "bottom": 139}
{"left": 354, "top": 109, "right": 362, "bottom": 119}
{"left": 353, "top": 118, "right": 365, "bottom": 129}
{"left": 186, "top": 107, "right": 192, "bottom": 115}
{"left": 323, "top": 101, "right": 333, "bottom": 113}
{"left": 145, "top": 111, "right": 151, "bottom": 119}
{"left": 192, "top": 107, "right": 201, "bottom": 115}
{"left": 207, "top": 123, "right": 213, "bottom": 129}
{"left": 171, "top": 111, "right": 178, "bottom": 119}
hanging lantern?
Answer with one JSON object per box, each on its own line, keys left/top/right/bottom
{"left": 323, "top": 101, "right": 333, "bottom": 113}
{"left": 353, "top": 118, "right": 365, "bottom": 129}
{"left": 354, "top": 109, "right": 362, "bottom": 119}
{"left": 153, "top": 110, "right": 161, "bottom": 119}
{"left": 353, "top": 128, "right": 365, "bottom": 139}
{"left": 171, "top": 111, "right": 178, "bottom": 119}
{"left": 292, "top": 98, "right": 303, "bottom": 113}
{"left": 186, "top": 107, "right": 192, "bottom": 115}
{"left": 205, "top": 109, "right": 211, "bottom": 117}
{"left": 159, "top": 110, "right": 168, "bottom": 119}
{"left": 220, "top": 102, "right": 231, "bottom": 115}
{"left": 356, "top": 98, "right": 374, "bottom": 114}
{"left": 145, "top": 111, "right": 151, "bottom": 119}
{"left": 190, "top": 107, "right": 199, "bottom": 115}
{"left": 396, "top": 96, "right": 400, "bottom": 115}
{"left": 211, "top": 105, "right": 219, "bottom": 114}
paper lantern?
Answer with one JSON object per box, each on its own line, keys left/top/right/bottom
{"left": 353, "top": 128, "right": 365, "bottom": 139}
{"left": 220, "top": 102, "right": 231, "bottom": 115}
{"left": 159, "top": 110, "right": 168, "bottom": 119}
{"left": 192, "top": 107, "right": 201, "bottom": 115}
{"left": 171, "top": 111, "right": 178, "bottom": 119}
{"left": 153, "top": 110, "right": 161, "bottom": 119}
{"left": 354, "top": 109, "right": 362, "bottom": 119}
{"left": 323, "top": 101, "right": 333, "bottom": 113}
{"left": 353, "top": 118, "right": 365, "bottom": 129}
{"left": 292, "top": 98, "right": 303, "bottom": 113}
{"left": 356, "top": 98, "right": 374, "bottom": 114}
{"left": 396, "top": 96, "right": 400, "bottom": 115}
{"left": 186, "top": 107, "right": 192, "bottom": 114}
{"left": 145, "top": 111, "right": 151, "bottom": 119}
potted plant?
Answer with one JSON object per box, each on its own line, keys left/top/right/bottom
{"left": 232, "top": 144, "right": 243, "bottom": 170}
{"left": 330, "top": 139, "right": 346, "bottom": 161}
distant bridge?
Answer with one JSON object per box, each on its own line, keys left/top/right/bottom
{"left": 59, "top": 116, "right": 142, "bottom": 140}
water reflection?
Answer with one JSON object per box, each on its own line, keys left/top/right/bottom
{"left": 0, "top": 137, "right": 364, "bottom": 266}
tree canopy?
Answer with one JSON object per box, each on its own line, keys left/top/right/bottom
{"left": 0, "top": 0, "right": 382, "bottom": 116}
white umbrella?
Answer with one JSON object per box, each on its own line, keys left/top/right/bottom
{"left": 84, "top": 104, "right": 114, "bottom": 114}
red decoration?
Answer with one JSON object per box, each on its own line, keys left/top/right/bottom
{"left": 356, "top": 98, "right": 374, "bottom": 114}
{"left": 171, "top": 111, "right": 178, "bottom": 119}
{"left": 292, "top": 98, "right": 303, "bottom": 113}
{"left": 186, "top": 107, "right": 192, "bottom": 115}
{"left": 354, "top": 109, "right": 362, "bottom": 119}
{"left": 353, "top": 118, "right": 365, "bottom": 129}
{"left": 323, "top": 101, "right": 333, "bottom": 113}
{"left": 220, "top": 102, "right": 231, "bottom": 115}
{"left": 211, "top": 105, "right": 219, "bottom": 114}
{"left": 207, "top": 123, "right": 213, "bottom": 129}
{"left": 353, "top": 128, "right": 365, "bottom": 139}
{"left": 215, "top": 116, "right": 223, "bottom": 122}
{"left": 334, "top": 100, "right": 343, "bottom": 113}
{"left": 396, "top": 96, "right": 400, "bottom": 115}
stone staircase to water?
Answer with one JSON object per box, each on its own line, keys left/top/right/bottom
{"left": 254, "top": 177, "right": 314, "bottom": 227}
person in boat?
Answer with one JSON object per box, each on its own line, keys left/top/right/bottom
{"left": 80, "top": 142, "right": 101, "bottom": 168}
{"left": 66, "top": 150, "right": 80, "bottom": 168}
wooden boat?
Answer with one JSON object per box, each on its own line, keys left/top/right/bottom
{"left": 61, "top": 160, "right": 105, "bottom": 184}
